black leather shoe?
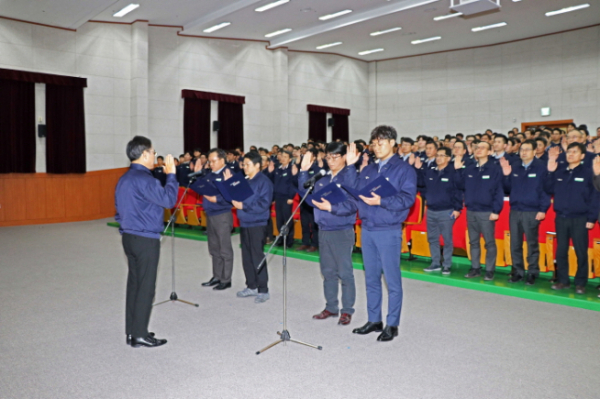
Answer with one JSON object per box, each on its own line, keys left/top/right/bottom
{"left": 509, "top": 274, "right": 523, "bottom": 283}
{"left": 131, "top": 335, "right": 167, "bottom": 348}
{"left": 127, "top": 332, "right": 154, "bottom": 345}
{"left": 213, "top": 282, "right": 232, "bottom": 290}
{"left": 352, "top": 321, "right": 383, "bottom": 335}
{"left": 525, "top": 274, "right": 536, "bottom": 286}
{"left": 202, "top": 277, "right": 220, "bottom": 287}
{"left": 377, "top": 325, "right": 398, "bottom": 342}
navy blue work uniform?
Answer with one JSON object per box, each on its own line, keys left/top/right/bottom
{"left": 267, "top": 163, "right": 298, "bottom": 247}
{"left": 176, "top": 162, "right": 192, "bottom": 187}
{"left": 503, "top": 158, "right": 551, "bottom": 278}
{"left": 115, "top": 164, "right": 178, "bottom": 339}
{"left": 354, "top": 155, "right": 417, "bottom": 327}
{"left": 299, "top": 165, "right": 359, "bottom": 316}
{"left": 299, "top": 160, "right": 324, "bottom": 248}
{"left": 544, "top": 164, "right": 600, "bottom": 287}
{"left": 237, "top": 172, "right": 274, "bottom": 294}
{"left": 226, "top": 160, "right": 241, "bottom": 174}
{"left": 152, "top": 166, "right": 167, "bottom": 187}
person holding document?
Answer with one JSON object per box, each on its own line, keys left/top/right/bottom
{"left": 191, "top": 149, "right": 234, "bottom": 291}
{"left": 298, "top": 142, "right": 358, "bottom": 326}
{"left": 346, "top": 126, "right": 417, "bottom": 342}
{"left": 224, "top": 152, "right": 274, "bottom": 303}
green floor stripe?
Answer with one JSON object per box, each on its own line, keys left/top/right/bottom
{"left": 263, "top": 244, "right": 600, "bottom": 312}
{"left": 106, "top": 222, "right": 239, "bottom": 242}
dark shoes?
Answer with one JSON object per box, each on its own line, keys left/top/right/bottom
{"left": 338, "top": 313, "right": 352, "bottom": 325}
{"left": 525, "top": 274, "right": 536, "bottom": 286}
{"left": 509, "top": 274, "right": 523, "bottom": 283}
{"left": 297, "top": 245, "right": 310, "bottom": 251}
{"left": 213, "top": 282, "right": 232, "bottom": 290}
{"left": 377, "top": 325, "right": 398, "bottom": 342}
{"left": 131, "top": 335, "right": 167, "bottom": 348}
{"left": 352, "top": 321, "right": 383, "bottom": 335}
{"left": 202, "top": 277, "right": 220, "bottom": 287}
{"left": 313, "top": 309, "right": 338, "bottom": 320}
{"left": 305, "top": 246, "right": 318, "bottom": 253}
{"left": 575, "top": 285, "right": 586, "bottom": 294}
{"left": 551, "top": 282, "right": 570, "bottom": 290}
{"left": 484, "top": 271, "right": 494, "bottom": 281}
{"left": 465, "top": 268, "right": 481, "bottom": 278}
{"left": 127, "top": 332, "right": 154, "bottom": 345}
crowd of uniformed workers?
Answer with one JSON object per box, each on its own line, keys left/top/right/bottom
{"left": 116, "top": 123, "right": 600, "bottom": 347}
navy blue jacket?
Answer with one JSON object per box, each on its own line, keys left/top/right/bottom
{"left": 503, "top": 158, "right": 551, "bottom": 213}
{"left": 298, "top": 165, "right": 358, "bottom": 231}
{"left": 226, "top": 161, "right": 241, "bottom": 174}
{"left": 353, "top": 155, "right": 417, "bottom": 231}
{"left": 152, "top": 166, "right": 167, "bottom": 187}
{"left": 115, "top": 164, "right": 178, "bottom": 239}
{"left": 455, "top": 159, "right": 504, "bottom": 214}
{"left": 544, "top": 164, "right": 600, "bottom": 223}
{"left": 237, "top": 172, "right": 273, "bottom": 227}
{"left": 416, "top": 165, "right": 463, "bottom": 212}
{"left": 176, "top": 163, "right": 192, "bottom": 187}
{"left": 190, "top": 167, "right": 232, "bottom": 217}
{"left": 267, "top": 163, "right": 298, "bottom": 200}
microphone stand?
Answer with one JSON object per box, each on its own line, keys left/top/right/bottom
{"left": 255, "top": 181, "right": 322, "bottom": 355}
{"left": 154, "top": 176, "right": 200, "bottom": 308}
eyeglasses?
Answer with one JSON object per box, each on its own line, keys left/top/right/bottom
{"left": 325, "top": 154, "right": 342, "bottom": 161}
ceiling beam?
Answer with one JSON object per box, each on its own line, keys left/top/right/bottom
{"left": 69, "top": 0, "right": 120, "bottom": 29}
{"left": 183, "top": 0, "right": 264, "bottom": 32}
{"left": 267, "top": 0, "right": 441, "bottom": 49}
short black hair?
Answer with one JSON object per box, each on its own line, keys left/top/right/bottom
{"left": 552, "top": 128, "right": 562, "bottom": 134}
{"left": 494, "top": 134, "right": 508, "bottom": 145}
{"left": 370, "top": 125, "right": 397, "bottom": 142}
{"left": 456, "top": 133, "right": 464, "bottom": 139}
{"left": 281, "top": 150, "right": 292, "bottom": 158}
{"left": 507, "top": 138, "right": 517, "bottom": 147}
{"left": 401, "top": 137, "right": 415, "bottom": 145}
{"left": 416, "top": 135, "right": 431, "bottom": 142}
{"left": 208, "top": 148, "right": 226, "bottom": 160}
{"left": 193, "top": 148, "right": 201, "bottom": 154}
{"left": 157, "top": 155, "right": 164, "bottom": 161}
{"left": 521, "top": 139, "right": 536, "bottom": 151}
{"left": 243, "top": 151, "right": 261, "bottom": 166}
{"left": 437, "top": 147, "right": 452, "bottom": 157}
{"left": 567, "top": 142, "right": 586, "bottom": 154}
{"left": 454, "top": 140, "right": 467, "bottom": 151}
{"left": 425, "top": 139, "right": 437, "bottom": 148}
{"left": 535, "top": 137, "right": 548, "bottom": 147}
{"left": 354, "top": 139, "right": 367, "bottom": 146}
{"left": 126, "top": 135, "right": 152, "bottom": 161}
{"left": 326, "top": 141, "right": 347, "bottom": 156}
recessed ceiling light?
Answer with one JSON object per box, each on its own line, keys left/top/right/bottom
{"left": 411, "top": 36, "right": 441, "bottom": 44}
{"left": 316, "top": 42, "right": 343, "bottom": 49}
{"left": 545, "top": 3, "right": 590, "bottom": 16}
{"left": 433, "top": 12, "right": 462, "bottom": 21}
{"left": 255, "top": 0, "right": 290, "bottom": 12}
{"left": 512, "top": 0, "right": 522, "bottom": 2}
{"left": 471, "top": 22, "right": 507, "bottom": 32}
{"left": 358, "top": 48, "right": 384, "bottom": 56}
{"left": 203, "top": 22, "right": 231, "bottom": 33}
{"left": 319, "top": 9, "right": 353, "bottom": 21}
{"left": 113, "top": 3, "right": 139, "bottom": 18}
{"left": 265, "top": 28, "right": 292, "bottom": 38}
{"left": 370, "top": 27, "right": 402, "bottom": 36}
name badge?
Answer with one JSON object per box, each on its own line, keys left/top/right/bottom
{"left": 309, "top": 171, "right": 314, "bottom": 174}
{"left": 283, "top": 173, "right": 288, "bottom": 177}
{"left": 441, "top": 178, "right": 449, "bottom": 182}
{"left": 482, "top": 175, "right": 490, "bottom": 179}
{"left": 528, "top": 174, "right": 536, "bottom": 178}
{"left": 365, "top": 176, "right": 369, "bottom": 179}
{"left": 575, "top": 177, "right": 584, "bottom": 182}
{"left": 216, "top": 178, "right": 222, "bottom": 182}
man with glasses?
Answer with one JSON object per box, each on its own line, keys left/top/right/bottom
{"left": 192, "top": 149, "right": 235, "bottom": 291}
{"left": 414, "top": 147, "right": 463, "bottom": 275}
{"left": 347, "top": 126, "right": 417, "bottom": 342}
{"left": 550, "top": 129, "right": 597, "bottom": 170}
{"left": 499, "top": 140, "right": 550, "bottom": 285}
{"left": 115, "top": 136, "right": 177, "bottom": 348}
{"left": 297, "top": 148, "right": 324, "bottom": 252}
{"left": 298, "top": 143, "right": 358, "bottom": 326}
{"left": 455, "top": 141, "right": 504, "bottom": 281}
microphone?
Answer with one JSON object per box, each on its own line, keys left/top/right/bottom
{"left": 187, "top": 170, "right": 205, "bottom": 179}
{"left": 303, "top": 169, "right": 327, "bottom": 189}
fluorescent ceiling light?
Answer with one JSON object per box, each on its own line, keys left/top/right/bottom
{"left": 319, "top": 9, "right": 353, "bottom": 21}
{"left": 512, "top": 0, "right": 522, "bottom": 2}
{"left": 255, "top": 0, "right": 289, "bottom": 12}
{"left": 203, "top": 22, "right": 231, "bottom": 33}
{"left": 113, "top": 4, "right": 139, "bottom": 18}
{"left": 471, "top": 22, "right": 507, "bottom": 32}
{"left": 370, "top": 27, "right": 402, "bottom": 36}
{"left": 411, "top": 36, "right": 441, "bottom": 44}
{"left": 316, "top": 42, "right": 343, "bottom": 49}
{"left": 399, "top": 0, "right": 440, "bottom": 12}
{"left": 545, "top": 3, "right": 590, "bottom": 16}
{"left": 434, "top": 12, "right": 462, "bottom": 21}
{"left": 265, "top": 28, "right": 292, "bottom": 38}
{"left": 358, "top": 48, "right": 384, "bottom": 56}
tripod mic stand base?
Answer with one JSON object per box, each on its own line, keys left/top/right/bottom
{"left": 153, "top": 291, "right": 199, "bottom": 307}
{"left": 255, "top": 330, "right": 322, "bottom": 355}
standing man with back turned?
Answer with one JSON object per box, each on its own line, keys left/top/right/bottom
{"left": 348, "top": 126, "right": 417, "bottom": 342}
{"left": 115, "top": 136, "right": 178, "bottom": 348}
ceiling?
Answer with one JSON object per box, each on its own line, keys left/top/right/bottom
{"left": 2, "top": 0, "right": 600, "bottom": 60}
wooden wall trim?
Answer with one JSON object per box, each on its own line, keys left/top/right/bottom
{"left": 0, "top": 167, "right": 128, "bottom": 227}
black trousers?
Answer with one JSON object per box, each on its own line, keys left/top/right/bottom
{"left": 275, "top": 198, "right": 294, "bottom": 246}
{"left": 555, "top": 216, "right": 589, "bottom": 286}
{"left": 240, "top": 226, "right": 269, "bottom": 293}
{"left": 122, "top": 233, "right": 160, "bottom": 338}
{"left": 300, "top": 202, "right": 319, "bottom": 247}
{"left": 509, "top": 211, "right": 540, "bottom": 277}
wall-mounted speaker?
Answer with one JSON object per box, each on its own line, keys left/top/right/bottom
{"left": 213, "top": 121, "right": 220, "bottom": 132}
{"left": 38, "top": 124, "right": 47, "bottom": 138}
{"left": 328, "top": 118, "right": 335, "bottom": 127}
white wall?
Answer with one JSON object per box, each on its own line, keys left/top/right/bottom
{"left": 374, "top": 25, "right": 600, "bottom": 138}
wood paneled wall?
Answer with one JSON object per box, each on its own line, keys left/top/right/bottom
{"left": 0, "top": 168, "right": 128, "bottom": 227}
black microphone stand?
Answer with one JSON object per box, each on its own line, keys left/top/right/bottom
{"left": 255, "top": 181, "right": 322, "bottom": 355}
{"left": 154, "top": 177, "right": 199, "bottom": 308}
